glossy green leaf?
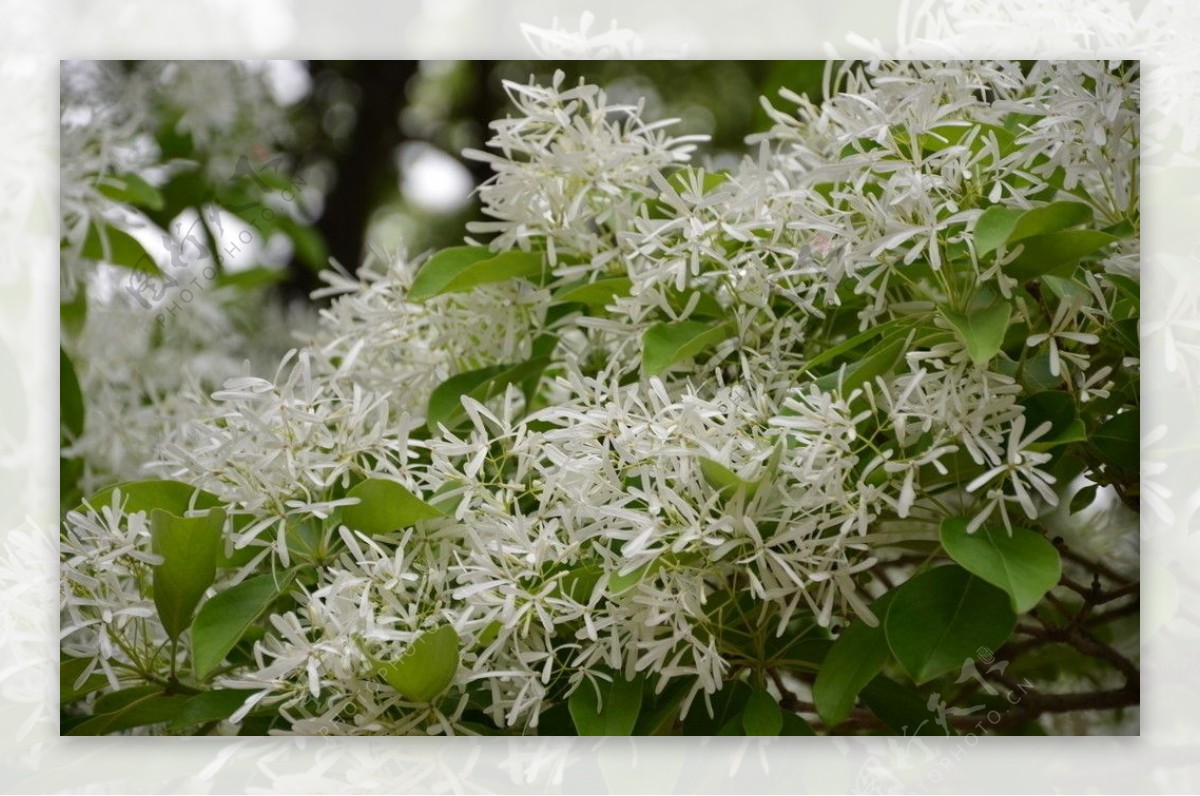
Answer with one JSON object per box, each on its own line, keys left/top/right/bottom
{"left": 426, "top": 364, "right": 506, "bottom": 431}
{"left": 559, "top": 564, "right": 605, "bottom": 603}
{"left": 80, "top": 221, "right": 161, "bottom": 275}
{"left": 642, "top": 320, "right": 734, "bottom": 376}
{"left": 169, "top": 689, "right": 261, "bottom": 731}
{"left": 425, "top": 357, "right": 550, "bottom": 432}
{"left": 551, "top": 277, "right": 632, "bottom": 309}
{"left": 276, "top": 215, "right": 328, "bottom": 272}
{"left": 192, "top": 571, "right": 295, "bottom": 679}
{"left": 342, "top": 478, "right": 444, "bottom": 535}
{"left": 407, "top": 246, "right": 493, "bottom": 301}
{"left": 974, "top": 206, "right": 1023, "bottom": 258}
{"left": 743, "top": 687, "right": 783, "bottom": 736}
{"left": 681, "top": 679, "right": 752, "bottom": 735}
{"left": 884, "top": 565, "right": 1016, "bottom": 684}
{"left": 439, "top": 249, "right": 545, "bottom": 295}
{"left": 780, "top": 711, "right": 817, "bottom": 735}
{"left": 698, "top": 456, "right": 759, "bottom": 500}
{"left": 1008, "top": 201, "right": 1093, "bottom": 243}
{"left": 940, "top": 518, "right": 1062, "bottom": 613}
{"left": 97, "top": 173, "right": 165, "bottom": 211}
{"left": 377, "top": 625, "right": 460, "bottom": 702}
{"left": 60, "top": 348, "right": 84, "bottom": 440}
{"left": 1093, "top": 409, "right": 1139, "bottom": 469}
{"left": 1069, "top": 483, "right": 1099, "bottom": 515}
{"left": 1041, "top": 274, "right": 1090, "bottom": 303}
{"left": 814, "top": 328, "right": 909, "bottom": 394}
{"left": 61, "top": 283, "right": 88, "bottom": 337}
{"left": 1006, "top": 230, "right": 1117, "bottom": 281}
{"left": 150, "top": 508, "right": 225, "bottom": 641}
{"left": 941, "top": 301, "right": 1012, "bottom": 366}
{"left": 60, "top": 656, "right": 107, "bottom": 704}
{"left": 215, "top": 265, "right": 287, "bottom": 291}
{"left": 568, "top": 673, "right": 643, "bottom": 736}
{"left": 80, "top": 479, "right": 223, "bottom": 518}
{"left": 812, "top": 591, "right": 894, "bottom": 727}
{"left": 408, "top": 246, "right": 545, "bottom": 301}
{"left": 797, "top": 315, "right": 918, "bottom": 376}
{"left": 634, "top": 676, "right": 693, "bottom": 735}
{"left": 607, "top": 561, "right": 655, "bottom": 596}
{"left": 66, "top": 688, "right": 190, "bottom": 736}
{"left": 1107, "top": 273, "right": 1140, "bottom": 305}
{"left": 860, "top": 676, "right": 951, "bottom": 736}
{"left": 1021, "top": 391, "right": 1078, "bottom": 442}
{"left": 664, "top": 288, "right": 725, "bottom": 320}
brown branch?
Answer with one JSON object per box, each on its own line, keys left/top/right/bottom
{"left": 1055, "top": 538, "right": 1134, "bottom": 585}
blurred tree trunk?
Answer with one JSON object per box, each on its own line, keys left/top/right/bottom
{"left": 287, "top": 60, "right": 420, "bottom": 298}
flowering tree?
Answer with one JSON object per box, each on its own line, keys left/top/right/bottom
{"left": 61, "top": 60, "right": 1139, "bottom": 736}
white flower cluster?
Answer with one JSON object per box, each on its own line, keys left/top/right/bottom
{"left": 63, "top": 61, "right": 1139, "bottom": 735}
{"left": 60, "top": 61, "right": 311, "bottom": 492}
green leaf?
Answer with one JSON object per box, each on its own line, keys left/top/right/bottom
{"left": 169, "top": 689, "right": 261, "bottom": 731}
{"left": 1006, "top": 230, "right": 1117, "bottom": 281}
{"left": 797, "top": 315, "right": 919, "bottom": 377}
{"left": 1092, "top": 410, "right": 1139, "bottom": 470}
{"left": 604, "top": 552, "right": 699, "bottom": 597}
{"left": 668, "top": 168, "right": 730, "bottom": 196}
{"left": 941, "top": 301, "right": 1012, "bottom": 366}
{"left": 607, "top": 562, "right": 654, "bottom": 596}
{"left": 681, "top": 679, "right": 752, "bottom": 735}
{"left": 61, "top": 283, "right": 88, "bottom": 337}
{"left": 813, "top": 328, "right": 909, "bottom": 394}
{"left": 884, "top": 565, "right": 1016, "bottom": 684}
{"left": 275, "top": 215, "right": 328, "bottom": 272}
{"left": 551, "top": 277, "right": 632, "bottom": 310}
{"left": 150, "top": 508, "right": 225, "bottom": 641}
{"left": 79, "top": 479, "right": 223, "bottom": 518}
{"left": 60, "top": 348, "right": 85, "bottom": 440}
{"left": 812, "top": 592, "right": 894, "bottom": 727}
{"left": 568, "top": 673, "right": 643, "bottom": 736}
{"left": 191, "top": 571, "right": 295, "bottom": 680}
{"left": 633, "top": 676, "right": 693, "bottom": 735}
{"left": 939, "top": 518, "right": 1062, "bottom": 614}
{"left": 780, "top": 711, "right": 817, "bottom": 735}
{"left": 1020, "top": 390, "right": 1089, "bottom": 451}
{"left": 97, "top": 173, "right": 165, "bottom": 211}
{"left": 376, "top": 625, "right": 460, "bottom": 702}
{"left": 214, "top": 265, "right": 287, "bottom": 291}
{"left": 427, "top": 364, "right": 506, "bottom": 431}
{"left": 860, "top": 676, "right": 951, "bottom": 736}
{"left": 342, "top": 478, "right": 444, "bottom": 535}
{"left": 80, "top": 221, "right": 162, "bottom": 275}
{"left": 407, "top": 247, "right": 493, "bottom": 301}
{"left": 60, "top": 656, "right": 108, "bottom": 704}
{"left": 559, "top": 564, "right": 605, "bottom": 603}
{"left": 974, "top": 206, "right": 1023, "bottom": 258}
{"left": 742, "top": 687, "right": 783, "bottom": 736}
{"left": 1110, "top": 317, "right": 1139, "bottom": 354}
{"left": 66, "top": 689, "right": 190, "bottom": 736}
{"left": 1008, "top": 201, "right": 1093, "bottom": 243}
{"left": 642, "top": 320, "right": 734, "bottom": 377}
{"left": 1069, "top": 483, "right": 1099, "bottom": 515}
{"left": 698, "top": 456, "right": 759, "bottom": 500}
{"left": 1107, "top": 273, "right": 1140, "bottom": 305}
{"left": 408, "top": 246, "right": 545, "bottom": 301}
{"left": 1041, "top": 274, "right": 1090, "bottom": 303}
{"left": 441, "top": 249, "right": 546, "bottom": 295}
{"left": 664, "top": 288, "right": 725, "bottom": 320}
{"left": 425, "top": 357, "right": 550, "bottom": 432}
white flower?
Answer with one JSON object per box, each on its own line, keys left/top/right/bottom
{"left": 965, "top": 415, "right": 1060, "bottom": 532}
{"left": 1026, "top": 297, "right": 1101, "bottom": 377}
